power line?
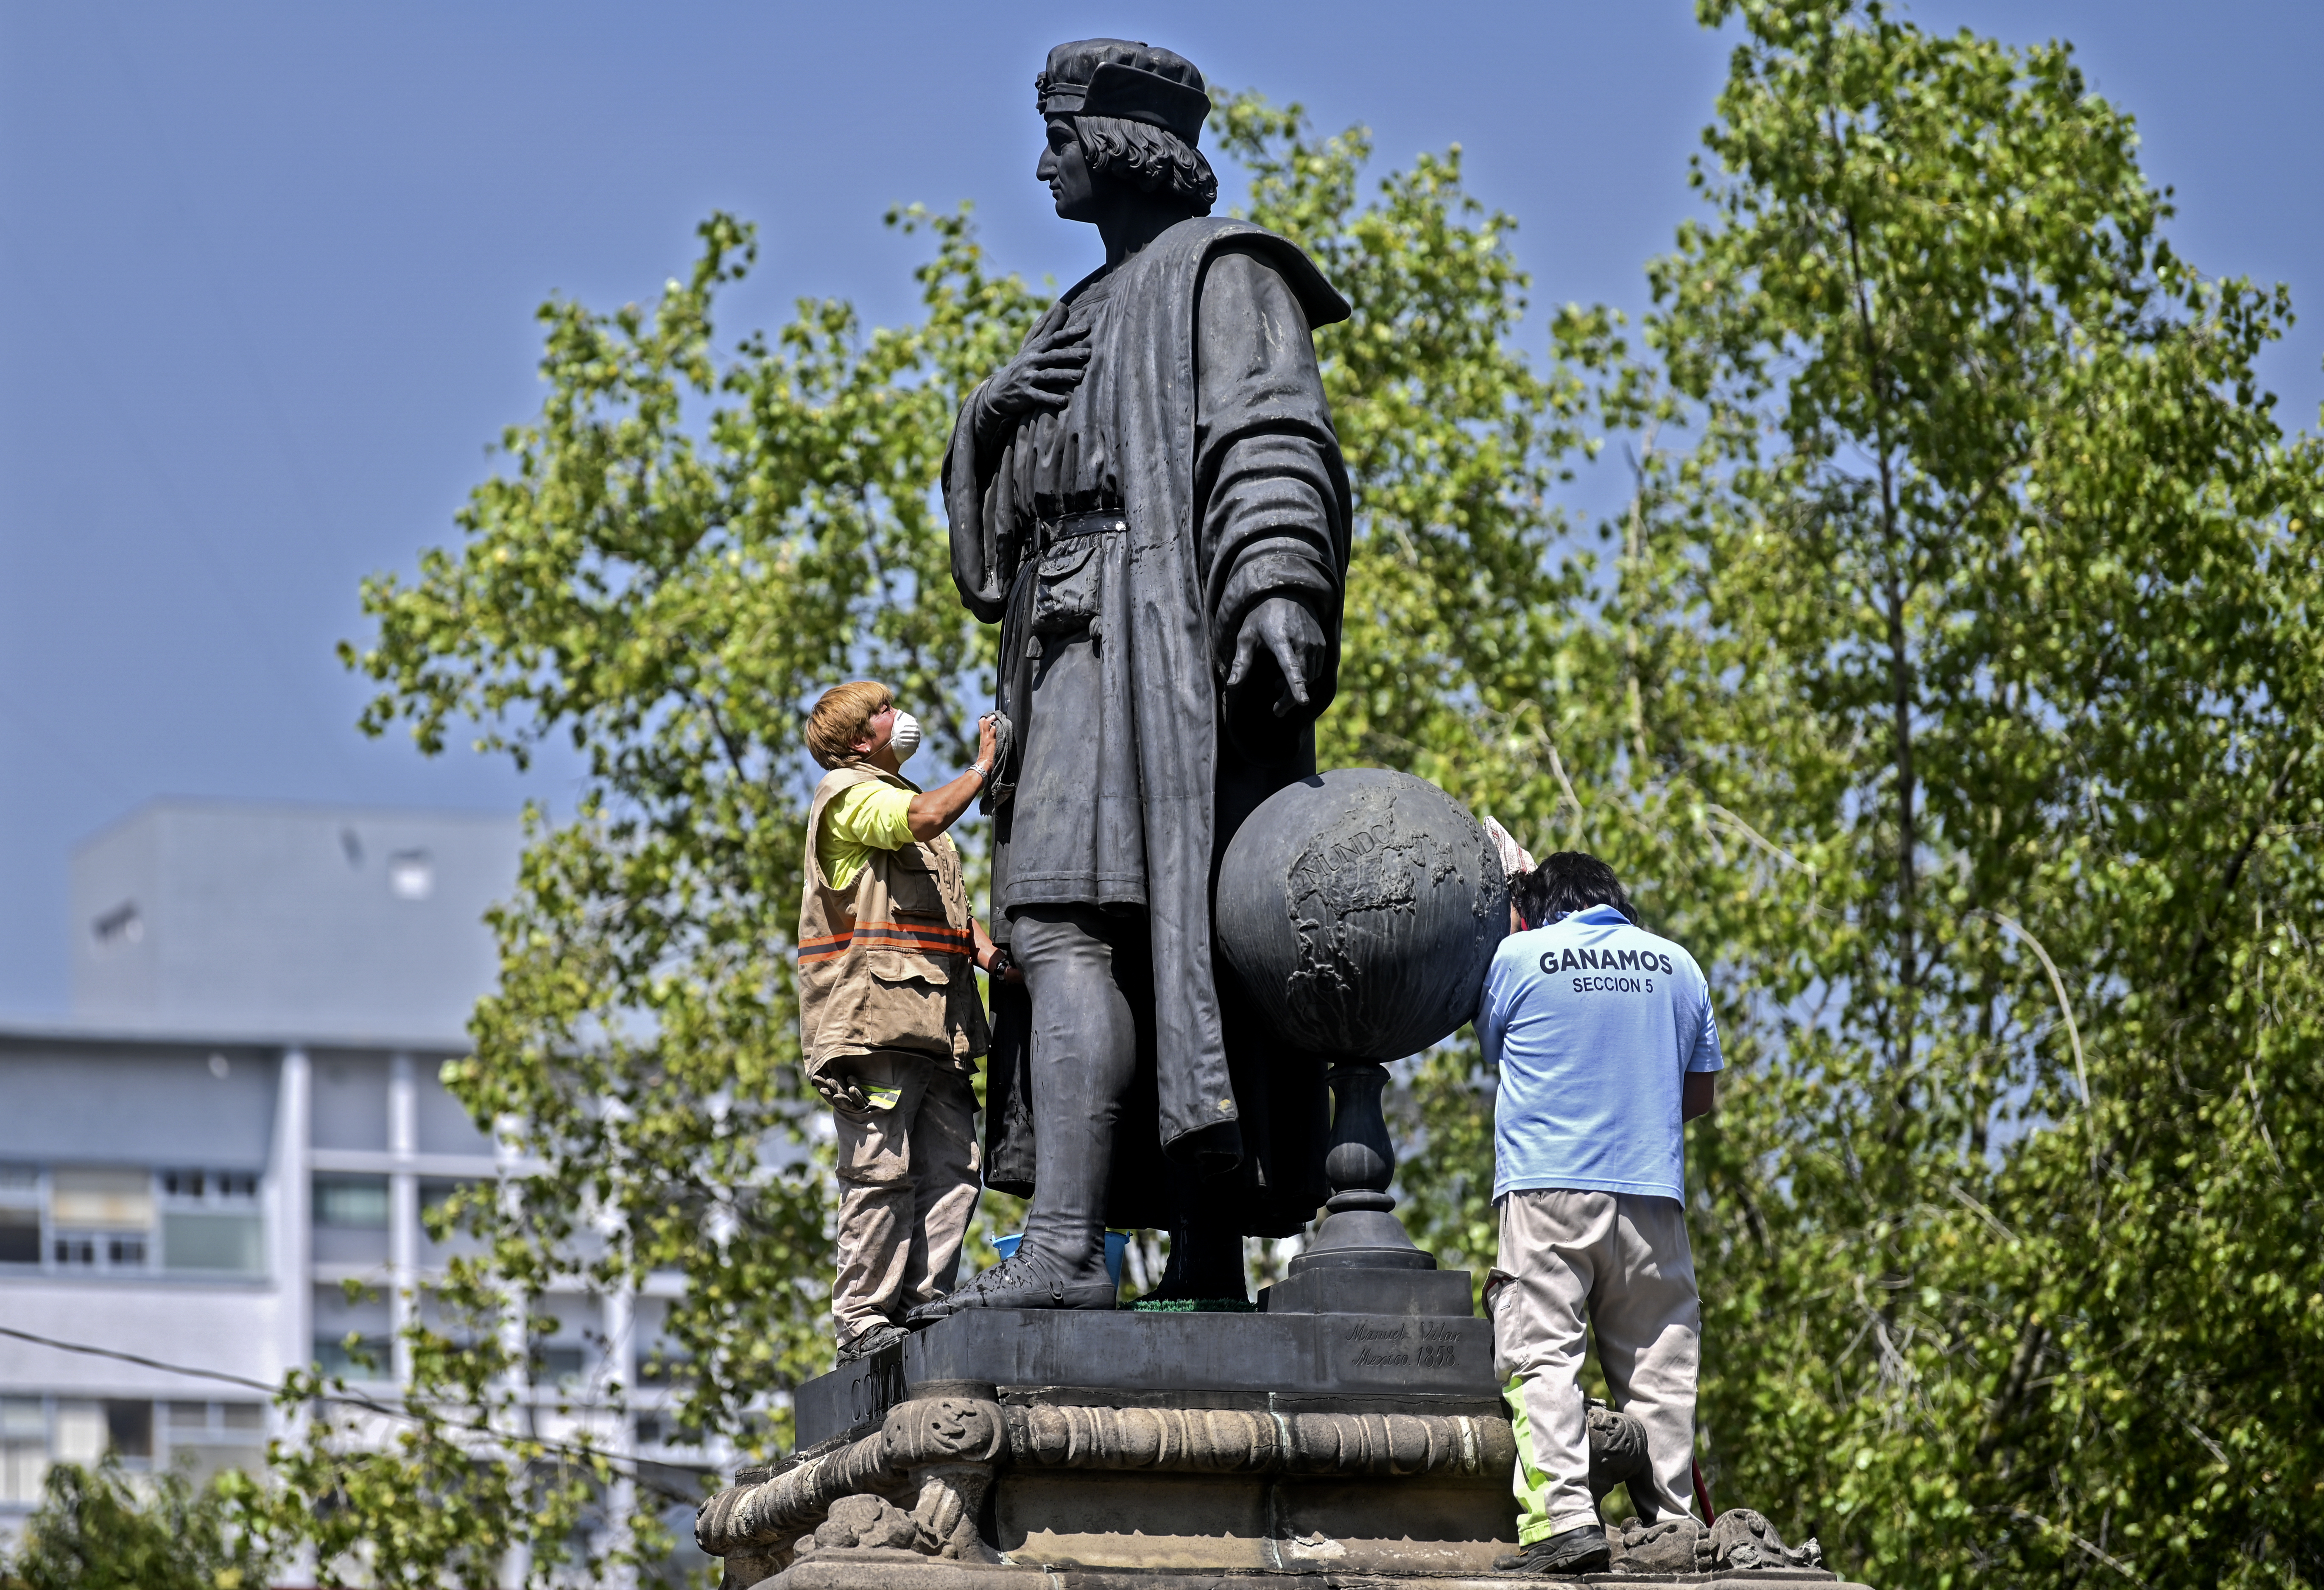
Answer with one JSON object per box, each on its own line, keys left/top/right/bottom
{"left": 0, "top": 1322, "right": 712, "bottom": 1507}
{"left": 0, "top": 1322, "right": 277, "bottom": 1396}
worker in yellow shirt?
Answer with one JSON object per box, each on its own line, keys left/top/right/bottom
{"left": 798, "top": 680, "right": 1010, "bottom": 1362}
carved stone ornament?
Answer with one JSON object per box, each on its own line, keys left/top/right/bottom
{"left": 696, "top": 1396, "right": 1010, "bottom": 1575}
{"left": 1705, "top": 1506, "right": 1828, "bottom": 1572}
{"left": 1612, "top": 1515, "right": 1706, "bottom": 1574}
{"left": 1605, "top": 1506, "right": 1825, "bottom": 1575}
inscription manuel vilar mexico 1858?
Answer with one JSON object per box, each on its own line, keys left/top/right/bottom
{"left": 1341, "top": 1318, "right": 1461, "bottom": 1369}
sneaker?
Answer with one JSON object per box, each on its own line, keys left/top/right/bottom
{"left": 834, "top": 1321, "right": 908, "bottom": 1364}
{"left": 1495, "top": 1524, "right": 1612, "bottom": 1577}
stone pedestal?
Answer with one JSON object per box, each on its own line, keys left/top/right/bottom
{"left": 697, "top": 1305, "right": 1860, "bottom": 1590}
{"left": 702, "top": 1301, "right": 1511, "bottom": 1585}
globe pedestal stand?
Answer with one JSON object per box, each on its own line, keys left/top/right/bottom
{"left": 1289, "top": 1058, "right": 1434, "bottom": 1274}
{"left": 1264, "top": 1056, "right": 1473, "bottom": 1316}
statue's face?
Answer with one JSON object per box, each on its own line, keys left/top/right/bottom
{"left": 1035, "top": 116, "right": 1101, "bottom": 222}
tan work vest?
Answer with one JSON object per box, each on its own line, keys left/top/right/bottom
{"left": 796, "top": 765, "right": 989, "bottom": 1083}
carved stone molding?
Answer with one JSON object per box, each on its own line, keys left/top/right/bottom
{"left": 697, "top": 1394, "right": 1519, "bottom": 1562}
{"left": 1008, "top": 1402, "right": 1514, "bottom": 1479}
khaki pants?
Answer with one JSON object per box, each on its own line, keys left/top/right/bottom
{"left": 1488, "top": 1189, "right": 1701, "bottom": 1544}
{"left": 830, "top": 1050, "right": 982, "bottom": 1344}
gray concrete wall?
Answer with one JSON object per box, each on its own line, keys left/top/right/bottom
{"left": 0, "top": 1038, "right": 278, "bottom": 1168}
{"left": 70, "top": 802, "right": 523, "bottom": 1044}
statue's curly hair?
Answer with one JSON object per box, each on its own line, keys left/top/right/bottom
{"left": 1070, "top": 114, "right": 1217, "bottom": 213}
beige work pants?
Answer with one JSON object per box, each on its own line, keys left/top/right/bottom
{"left": 830, "top": 1050, "right": 982, "bottom": 1344}
{"left": 1489, "top": 1189, "right": 1701, "bottom": 1543}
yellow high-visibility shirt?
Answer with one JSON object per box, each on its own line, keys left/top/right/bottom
{"left": 816, "top": 781, "right": 916, "bottom": 891}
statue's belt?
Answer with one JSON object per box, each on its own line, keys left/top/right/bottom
{"left": 1035, "top": 506, "right": 1128, "bottom": 549}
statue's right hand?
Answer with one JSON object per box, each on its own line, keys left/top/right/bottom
{"left": 978, "top": 320, "right": 1091, "bottom": 430}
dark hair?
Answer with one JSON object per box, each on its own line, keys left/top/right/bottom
{"left": 1514, "top": 851, "right": 1636, "bottom": 930}
{"left": 1072, "top": 114, "right": 1217, "bottom": 212}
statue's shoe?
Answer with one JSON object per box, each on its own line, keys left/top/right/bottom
{"left": 906, "top": 1253, "right": 1117, "bottom": 1324}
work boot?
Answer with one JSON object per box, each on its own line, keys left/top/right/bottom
{"left": 834, "top": 1320, "right": 908, "bottom": 1364}
{"left": 1494, "top": 1524, "right": 1612, "bottom": 1577}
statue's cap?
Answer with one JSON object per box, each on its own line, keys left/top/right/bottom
{"left": 1036, "top": 39, "right": 1209, "bottom": 146}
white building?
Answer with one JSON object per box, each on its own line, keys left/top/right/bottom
{"left": 0, "top": 801, "right": 714, "bottom": 1573}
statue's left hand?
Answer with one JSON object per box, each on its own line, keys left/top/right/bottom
{"left": 1226, "top": 597, "right": 1328, "bottom": 721}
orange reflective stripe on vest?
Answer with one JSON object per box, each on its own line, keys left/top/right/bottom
{"left": 797, "top": 920, "right": 973, "bottom": 964}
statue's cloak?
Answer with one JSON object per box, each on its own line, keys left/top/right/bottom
{"left": 947, "top": 215, "right": 1352, "bottom": 1232}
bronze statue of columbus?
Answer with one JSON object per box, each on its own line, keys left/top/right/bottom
{"left": 913, "top": 38, "right": 1354, "bottom": 1317}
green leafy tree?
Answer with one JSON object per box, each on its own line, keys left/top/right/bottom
{"left": 1522, "top": 4, "right": 2324, "bottom": 1586}
{"left": 2, "top": 1459, "right": 274, "bottom": 1590}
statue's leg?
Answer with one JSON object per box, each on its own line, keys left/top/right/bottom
{"left": 1014, "top": 903, "right": 1136, "bottom": 1288}
{"left": 907, "top": 903, "right": 1128, "bottom": 1319}
{"left": 1148, "top": 1174, "right": 1249, "bottom": 1302}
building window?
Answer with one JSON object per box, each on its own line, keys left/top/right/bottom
{"left": 50, "top": 1402, "right": 103, "bottom": 1466}
{"left": 632, "top": 1411, "right": 700, "bottom": 1451}
{"left": 0, "top": 1166, "right": 37, "bottom": 1268}
{"left": 159, "top": 1169, "right": 259, "bottom": 1202}
{"left": 103, "top": 1401, "right": 151, "bottom": 1460}
{"left": 0, "top": 1398, "right": 43, "bottom": 1504}
{"left": 531, "top": 1346, "right": 587, "bottom": 1386}
{"left": 162, "top": 1400, "right": 267, "bottom": 1483}
{"left": 313, "top": 1175, "right": 390, "bottom": 1229}
{"left": 313, "top": 1335, "right": 393, "bottom": 1381}
{"left": 0, "top": 1397, "right": 179, "bottom": 1502}
{"left": 162, "top": 1213, "right": 263, "bottom": 1273}
{"left": 48, "top": 1168, "right": 155, "bottom": 1274}
{"left": 159, "top": 1168, "right": 265, "bottom": 1275}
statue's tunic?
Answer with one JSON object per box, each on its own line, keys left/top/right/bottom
{"left": 947, "top": 216, "right": 1352, "bottom": 1232}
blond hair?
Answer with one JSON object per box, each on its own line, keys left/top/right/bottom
{"left": 806, "top": 680, "right": 892, "bottom": 770}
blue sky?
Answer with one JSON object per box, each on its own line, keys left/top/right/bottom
{"left": 3, "top": 0, "right": 2319, "bottom": 1015}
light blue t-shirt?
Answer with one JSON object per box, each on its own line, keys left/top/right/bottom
{"left": 1480, "top": 904, "right": 1723, "bottom": 1204}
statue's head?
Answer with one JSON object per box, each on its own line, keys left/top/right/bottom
{"left": 1035, "top": 39, "right": 1217, "bottom": 222}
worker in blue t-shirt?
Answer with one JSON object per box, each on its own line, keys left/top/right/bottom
{"left": 1478, "top": 851, "right": 1723, "bottom": 1577}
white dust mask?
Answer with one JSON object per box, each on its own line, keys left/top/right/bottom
{"left": 888, "top": 710, "right": 922, "bottom": 763}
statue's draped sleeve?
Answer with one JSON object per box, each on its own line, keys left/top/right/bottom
{"left": 1190, "top": 244, "right": 1348, "bottom": 695}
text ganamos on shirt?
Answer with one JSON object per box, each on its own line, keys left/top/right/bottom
{"left": 1538, "top": 943, "right": 1676, "bottom": 995}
